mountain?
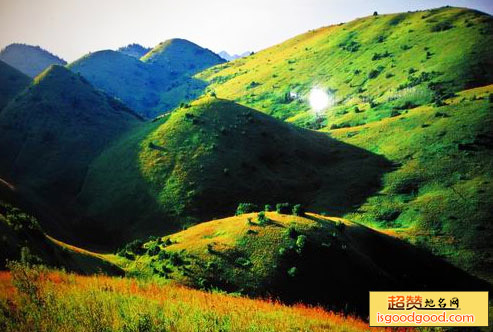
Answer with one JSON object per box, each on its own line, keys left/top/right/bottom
{"left": 0, "top": 65, "right": 142, "bottom": 238}
{"left": 117, "top": 43, "right": 151, "bottom": 58}
{"left": 0, "top": 43, "right": 66, "bottom": 77}
{"left": 68, "top": 39, "right": 225, "bottom": 118}
{"left": 0, "top": 60, "right": 31, "bottom": 110}
{"left": 124, "top": 211, "right": 489, "bottom": 315}
{"left": 198, "top": 7, "right": 493, "bottom": 281}
{"left": 218, "top": 50, "right": 251, "bottom": 61}
{"left": 73, "top": 96, "right": 390, "bottom": 248}
{"left": 68, "top": 50, "right": 171, "bottom": 115}
{"left": 141, "top": 38, "right": 225, "bottom": 76}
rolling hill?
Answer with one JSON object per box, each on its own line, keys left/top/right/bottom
{"left": 68, "top": 39, "right": 225, "bottom": 118}
{"left": 0, "top": 43, "right": 66, "bottom": 78}
{"left": 117, "top": 43, "right": 151, "bottom": 58}
{"left": 73, "top": 97, "right": 390, "bottom": 248}
{"left": 196, "top": 6, "right": 493, "bottom": 282}
{"left": 67, "top": 50, "right": 172, "bottom": 115}
{"left": 141, "top": 38, "right": 225, "bottom": 76}
{"left": 0, "top": 60, "right": 31, "bottom": 111}
{"left": 122, "top": 211, "right": 489, "bottom": 315}
{"left": 0, "top": 65, "right": 142, "bottom": 239}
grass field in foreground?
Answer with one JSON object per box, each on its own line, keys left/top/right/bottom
{"left": 0, "top": 264, "right": 383, "bottom": 332}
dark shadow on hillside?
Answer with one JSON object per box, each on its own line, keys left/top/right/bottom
{"left": 267, "top": 220, "right": 492, "bottom": 318}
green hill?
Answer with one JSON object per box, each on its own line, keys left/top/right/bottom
{"left": 68, "top": 50, "right": 172, "bottom": 116}
{"left": 74, "top": 97, "right": 390, "bottom": 248}
{"left": 0, "top": 43, "right": 66, "bottom": 78}
{"left": 0, "top": 60, "right": 31, "bottom": 111}
{"left": 122, "top": 211, "right": 488, "bottom": 315}
{"left": 68, "top": 39, "right": 224, "bottom": 118}
{"left": 141, "top": 38, "right": 225, "bottom": 76}
{"left": 199, "top": 7, "right": 493, "bottom": 124}
{"left": 0, "top": 65, "right": 142, "bottom": 238}
{"left": 197, "top": 7, "right": 493, "bottom": 282}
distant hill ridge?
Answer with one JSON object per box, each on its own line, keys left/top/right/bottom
{"left": 0, "top": 43, "right": 66, "bottom": 77}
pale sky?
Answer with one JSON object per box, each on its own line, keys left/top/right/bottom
{"left": 0, "top": 0, "right": 492, "bottom": 62}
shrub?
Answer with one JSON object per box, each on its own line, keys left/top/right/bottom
{"left": 354, "top": 106, "right": 362, "bottom": 113}
{"left": 292, "top": 204, "right": 305, "bottom": 216}
{"left": 235, "top": 257, "right": 252, "bottom": 268}
{"left": 236, "top": 203, "right": 258, "bottom": 215}
{"left": 264, "top": 204, "right": 273, "bottom": 212}
{"left": 431, "top": 21, "right": 453, "bottom": 32}
{"left": 368, "top": 68, "right": 382, "bottom": 79}
{"left": 286, "top": 225, "right": 298, "bottom": 239}
{"left": 147, "top": 243, "right": 161, "bottom": 256}
{"left": 257, "top": 211, "right": 269, "bottom": 225}
{"left": 169, "top": 252, "right": 184, "bottom": 266}
{"left": 296, "top": 235, "right": 307, "bottom": 251}
{"left": 287, "top": 266, "right": 297, "bottom": 278}
{"left": 276, "top": 203, "right": 291, "bottom": 214}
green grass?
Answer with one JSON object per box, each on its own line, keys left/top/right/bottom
{"left": 121, "top": 211, "right": 488, "bottom": 316}
{"left": 0, "top": 65, "right": 142, "bottom": 240}
{"left": 195, "top": 6, "right": 493, "bottom": 282}
{"left": 198, "top": 7, "right": 493, "bottom": 127}
{"left": 75, "top": 96, "right": 391, "bottom": 248}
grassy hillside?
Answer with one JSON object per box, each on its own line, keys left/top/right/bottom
{"left": 68, "top": 39, "right": 224, "bottom": 118}
{"left": 0, "top": 267, "right": 376, "bottom": 332}
{"left": 198, "top": 7, "right": 493, "bottom": 125}
{"left": 0, "top": 60, "right": 31, "bottom": 111}
{"left": 0, "top": 65, "right": 142, "bottom": 239}
{"left": 121, "top": 211, "right": 488, "bottom": 315}
{"left": 0, "top": 43, "right": 66, "bottom": 78}
{"left": 196, "top": 7, "right": 493, "bottom": 281}
{"left": 74, "top": 97, "right": 390, "bottom": 247}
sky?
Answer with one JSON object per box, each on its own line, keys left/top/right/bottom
{"left": 0, "top": 0, "right": 492, "bottom": 62}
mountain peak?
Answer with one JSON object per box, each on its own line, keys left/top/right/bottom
{"left": 0, "top": 43, "right": 66, "bottom": 77}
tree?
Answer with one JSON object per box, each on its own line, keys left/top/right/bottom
{"left": 292, "top": 204, "right": 305, "bottom": 216}
{"left": 257, "top": 211, "right": 269, "bottom": 225}
{"left": 373, "top": 11, "right": 378, "bottom": 16}
{"left": 276, "top": 203, "right": 291, "bottom": 214}
{"left": 287, "top": 266, "right": 297, "bottom": 278}
{"left": 236, "top": 203, "right": 258, "bottom": 215}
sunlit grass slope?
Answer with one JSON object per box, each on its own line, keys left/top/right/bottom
{"left": 197, "top": 6, "right": 493, "bottom": 282}
{"left": 0, "top": 60, "right": 30, "bottom": 111}
{"left": 0, "top": 267, "right": 377, "bottom": 332}
{"left": 122, "top": 212, "right": 488, "bottom": 315}
{"left": 75, "top": 96, "right": 390, "bottom": 247}
{"left": 198, "top": 7, "right": 493, "bottom": 126}
{"left": 0, "top": 65, "right": 142, "bottom": 238}
{"left": 330, "top": 85, "right": 493, "bottom": 282}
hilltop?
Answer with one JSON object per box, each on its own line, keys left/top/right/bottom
{"left": 68, "top": 39, "right": 225, "bottom": 118}
{"left": 0, "top": 65, "right": 142, "bottom": 239}
{"left": 117, "top": 43, "right": 151, "bottom": 58}
{"left": 122, "top": 211, "right": 489, "bottom": 315}
{"left": 73, "top": 97, "right": 390, "bottom": 247}
{"left": 68, "top": 50, "right": 172, "bottom": 115}
{"left": 0, "top": 60, "right": 31, "bottom": 110}
{"left": 197, "top": 6, "right": 493, "bottom": 281}
{"left": 0, "top": 43, "right": 66, "bottom": 77}
{"left": 199, "top": 7, "right": 493, "bottom": 124}
{"left": 141, "top": 38, "right": 225, "bottom": 75}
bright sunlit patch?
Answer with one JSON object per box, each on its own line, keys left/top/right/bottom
{"left": 309, "top": 87, "right": 330, "bottom": 113}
